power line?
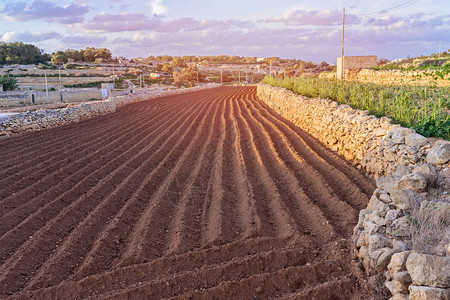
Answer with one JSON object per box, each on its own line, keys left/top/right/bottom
{"left": 356, "top": 0, "right": 420, "bottom": 17}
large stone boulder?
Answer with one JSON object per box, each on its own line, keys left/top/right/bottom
{"left": 426, "top": 142, "right": 450, "bottom": 165}
{"left": 409, "top": 285, "right": 450, "bottom": 300}
{"left": 397, "top": 173, "right": 428, "bottom": 193}
{"left": 406, "top": 252, "right": 450, "bottom": 288}
{"left": 405, "top": 133, "right": 427, "bottom": 147}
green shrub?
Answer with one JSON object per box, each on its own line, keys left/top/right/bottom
{"left": 262, "top": 76, "right": 449, "bottom": 140}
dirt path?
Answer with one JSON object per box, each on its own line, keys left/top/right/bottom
{"left": 0, "top": 86, "right": 377, "bottom": 299}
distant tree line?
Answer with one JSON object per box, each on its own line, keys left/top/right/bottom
{"left": 0, "top": 42, "right": 50, "bottom": 65}
{"left": 51, "top": 47, "right": 112, "bottom": 64}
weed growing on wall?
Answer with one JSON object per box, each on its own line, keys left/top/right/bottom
{"left": 262, "top": 76, "right": 450, "bottom": 140}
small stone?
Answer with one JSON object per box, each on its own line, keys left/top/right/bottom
{"left": 392, "top": 239, "right": 409, "bottom": 252}
{"left": 388, "top": 216, "right": 410, "bottom": 237}
{"left": 369, "top": 234, "right": 392, "bottom": 253}
{"left": 426, "top": 141, "right": 450, "bottom": 165}
{"left": 390, "top": 189, "right": 419, "bottom": 210}
{"left": 395, "top": 165, "right": 414, "bottom": 178}
{"left": 379, "top": 193, "right": 392, "bottom": 204}
{"left": 412, "top": 163, "right": 438, "bottom": 185}
{"left": 358, "top": 245, "right": 368, "bottom": 260}
{"left": 364, "top": 221, "right": 380, "bottom": 235}
{"left": 370, "top": 247, "right": 391, "bottom": 262}
{"left": 393, "top": 271, "right": 412, "bottom": 285}
{"left": 367, "top": 195, "right": 385, "bottom": 211}
{"left": 385, "top": 209, "right": 404, "bottom": 226}
{"left": 374, "top": 128, "right": 387, "bottom": 136}
{"left": 398, "top": 173, "right": 428, "bottom": 193}
{"left": 389, "top": 293, "right": 409, "bottom": 300}
{"left": 376, "top": 249, "right": 399, "bottom": 274}
{"left": 406, "top": 252, "right": 450, "bottom": 288}
{"left": 387, "top": 279, "right": 410, "bottom": 294}
{"left": 376, "top": 175, "right": 400, "bottom": 194}
{"left": 389, "top": 127, "right": 414, "bottom": 144}
{"left": 405, "top": 133, "right": 427, "bottom": 147}
{"left": 388, "top": 251, "right": 412, "bottom": 274}
{"left": 409, "top": 285, "right": 450, "bottom": 300}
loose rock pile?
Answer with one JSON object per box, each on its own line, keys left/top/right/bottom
{"left": 0, "top": 84, "right": 219, "bottom": 137}
{"left": 257, "top": 84, "right": 449, "bottom": 300}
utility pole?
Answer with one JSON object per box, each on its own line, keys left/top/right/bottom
{"left": 439, "top": 41, "right": 441, "bottom": 57}
{"left": 44, "top": 69, "right": 49, "bottom": 103}
{"left": 341, "top": 7, "right": 345, "bottom": 80}
{"left": 220, "top": 69, "right": 223, "bottom": 85}
{"left": 113, "top": 67, "right": 115, "bottom": 88}
{"left": 270, "top": 59, "right": 272, "bottom": 76}
{"left": 58, "top": 67, "right": 63, "bottom": 102}
{"left": 238, "top": 70, "right": 240, "bottom": 83}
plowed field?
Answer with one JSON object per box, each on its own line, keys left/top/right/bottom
{"left": 0, "top": 86, "right": 376, "bottom": 299}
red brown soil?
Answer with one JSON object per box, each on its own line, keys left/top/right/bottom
{"left": 0, "top": 86, "right": 377, "bottom": 299}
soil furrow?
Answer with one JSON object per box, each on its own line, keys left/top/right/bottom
{"left": 145, "top": 261, "right": 344, "bottom": 300}
{"left": 244, "top": 92, "right": 361, "bottom": 236}
{"left": 69, "top": 94, "right": 229, "bottom": 280}
{"left": 0, "top": 99, "right": 184, "bottom": 218}
{"left": 20, "top": 93, "right": 217, "bottom": 292}
{"left": 0, "top": 91, "right": 200, "bottom": 162}
{"left": 0, "top": 95, "right": 190, "bottom": 192}
{"left": 231, "top": 89, "right": 300, "bottom": 239}
{"left": 0, "top": 86, "right": 375, "bottom": 299}
{"left": 114, "top": 95, "right": 219, "bottom": 266}
{"left": 0, "top": 97, "right": 210, "bottom": 297}
{"left": 253, "top": 92, "right": 375, "bottom": 199}
{"left": 0, "top": 94, "right": 193, "bottom": 205}
{"left": 165, "top": 94, "right": 225, "bottom": 255}
{"left": 0, "top": 93, "right": 199, "bottom": 236}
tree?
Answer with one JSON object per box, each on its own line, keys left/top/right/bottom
{"left": 0, "top": 75, "right": 18, "bottom": 91}
{"left": 0, "top": 42, "right": 48, "bottom": 65}
{"left": 51, "top": 51, "right": 68, "bottom": 64}
{"left": 284, "top": 67, "right": 295, "bottom": 78}
{"left": 162, "top": 63, "right": 173, "bottom": 73}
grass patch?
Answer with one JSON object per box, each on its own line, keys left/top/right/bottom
{"left": 63, "top": 81, "right": 106, "bottom": 88}
{"left": 408, "top": 193, "right": 449, "bottom": 254}
{"left": 262, "top": 76, "right": 450, "bottom": 140}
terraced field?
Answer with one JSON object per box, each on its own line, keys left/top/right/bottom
{"left": 0, "top": 86, "right": 376, "bottom": 299}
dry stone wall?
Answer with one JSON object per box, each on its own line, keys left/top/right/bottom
{"left": 257, "top": 84, "right": 450, "bottom": 300}
{"left": 320, "top": 69, "right": 450, "bottom": 87}
{"left": 355, "top": 69, "right": 450, "bottom": 87}
{"left": 0, "top": 84, "right": 220, "bottom": 137}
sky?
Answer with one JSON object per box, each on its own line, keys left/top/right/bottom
{"left": 0, "top": 0, "right": 448, "bottom": 63}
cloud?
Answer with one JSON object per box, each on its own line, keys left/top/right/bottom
{"left": 149, "top": 0, "right": 168, "bottom": 16}
{"left": 1, "top": 30, "right": 61, "bottom": 42}
{"left": 267, "top": 9, "right": 359, "bottom": 26}
{"left": 72, "top": 13, "right": 254, "bottom": 33}
{"left": 2, "top": 0, "right": 89, "bottom": 24}
{"left": 72, "top": 12, "right": 162, "bottom": 33}
{"left": 62, "top": 35, "right": 107, "bottom": 45}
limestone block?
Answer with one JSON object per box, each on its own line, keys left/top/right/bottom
{"left": 377, "top": 248, "right": 400, "bottom": 274}
{"left": 398, "top": 173, "right": 428, "bottom": 193}
{"left": 405, "top": 133, "right": 427, "bottom": 147}
{"left": 406, "top": 252, "right": 450, "bottom": 288}
{"left": 409, "top": 285, "right": 450, "bottom": 300}
{"left": 426, "top": 141, "right": 450, "bottom": 165}
{"left": 376, "top": 175, "right": 401, "bottom": 194}
{"left": 390, "top": 189, "right": 419, "bottom": 210}
{"left": 369, "top": 234, "right": 393, "bottom": 253}
{"left": 412, "top": 164, "right": 438, "bottom": 184}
